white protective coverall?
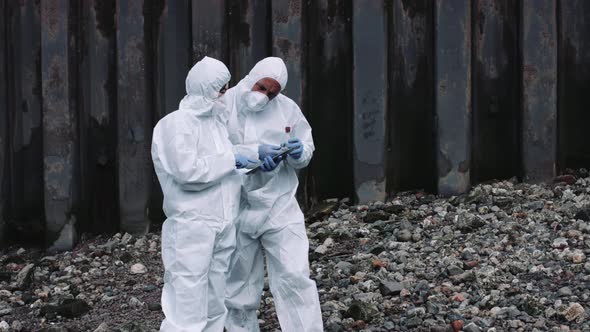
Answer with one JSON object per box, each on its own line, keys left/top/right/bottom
{"left": 223, "top": 57, "right": 324, "bottom": 332}
{"left": 151, "top": 56, "right": 241, "bottom": 332}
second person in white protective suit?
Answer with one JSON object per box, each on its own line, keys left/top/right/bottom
{"left": 151, "top": 56, "right": 255, "bottom": 331}
{"left": 223, "top": 57, "right": 324, "bottom": 332}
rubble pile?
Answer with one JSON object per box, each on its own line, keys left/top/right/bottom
{"left": 1, "top": 170, "right": 590, "bottom": 331}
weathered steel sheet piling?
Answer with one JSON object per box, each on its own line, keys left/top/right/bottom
{"left": 272, "top": 0, "right": 303, "bottom": 106}
{"left": 558, "top": 0, "right": 590, "bottom": 170}
{"left": 79, "top": 0, "right": 118, "bottom": 234}
{"left": 521, "top": 0, "right": 557, "bottom": 182}
{"left": 41, "top": 0, "right": 78, "bottom": 251}
{"left": 228, "top": 0, "right": 269, "bottom": 84}
{"left": 116, "top": 0, "right": 152, "bottom": 235}
{"left": 2, "top": 0, "right": 590, "bottom": 247}
{"left": 389, "top": 0, "right": 436, "bottom": 194}
{"left": 7, "top": 0, "right": 45, "bottom": 241}
{"left": 156, "top": 0, "right": 190, "bottom": 119}
{"left": 0, "top": 2, "right": 8, "bottom": 244}
{"left": 435, "top": 0, "right": 472, "bottom": 196}
{"left": 472, "top": 0, "right": 520, "bottom": 183}
{"left": 192, "top": 0, "right": 227, "bottom": 62}
{"left": 306, "top": 0, "right": 354, "bottom": 201}
{"left": 352, "top": 0, "right": 387, "bottom": 203}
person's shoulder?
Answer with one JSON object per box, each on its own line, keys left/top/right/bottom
{"left": 155, "top": 110, "right": 193, "bottom": 133}
{"left": 277, "top": 95, "right": 305, "bottom": 119}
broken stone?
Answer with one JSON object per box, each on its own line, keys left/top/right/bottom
{"left": 121, "top": 233, "right": 133, "bottom": 245}
{"left": 363, "top": 210, "right": 390, "bottom": 223}
{"left": 396, "top": 229, "right": 412, "bottom": 242}
{"left": 552, "top": 238, "right": 569, "bottom": 249}
{"left": 14, "top": 263, "right": 34, "bottom": 289}
{"left": 46, "top": 219, "right": 77, "bottom": 253}
{"left": 563, "top": 303, "right": 585, "bottom": 322}
{"left": 40, "top": 299, "right": 91, "bottom": 319}
{"left": 379, "top": 280, "right": 402, "bottom": 296}
{"left": 130, "top": 263, "right": 147, "bottom": 274}
{"left": 93, "top": 323, "right": 110, "bottom": 332}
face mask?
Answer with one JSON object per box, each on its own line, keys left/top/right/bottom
{"left": 242, "top": 91, "right": 269, "bottom": 113}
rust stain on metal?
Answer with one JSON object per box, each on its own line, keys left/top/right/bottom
{"left": 458, "top": 160, "right": 470, "bottom": 173}
{"left": 401, "top": 0, "right": 427, "bottom": 19}
{"left": 438, "top": 150, "right": 452, "bottom": 177}
{"left": 42, "top": 1, "right": 60, "bottom": 41}
{"left": 290, "top": 0, "right": 301, "bottom": 16}
{"left": 523, "top": 64, "right": 537, "bottom": 85}
{"left": 94, "top": 0, "right": 116, "bottom": 38}
{"left": 275, "top": 38, "right": 296, "bottom": 60}
{"left": 48, "top": 56, "right": 63, "bottom": 91}
{"left": 438, "top": 79, "right": 447, "bottom": 94}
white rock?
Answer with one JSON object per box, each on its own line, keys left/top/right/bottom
{"left": 93, "top": 322, "right": 110, "bottom": 332}
{"left": 0, "top": 321, "right": 9, "bottom": 331}
{"left": 121, "top": 232, "right": 133, "bottom": 245}
{"left": 314, "top": 245, "right": 329, "bottom": 255}
{"left": 552, "top": 238, "right": 569, "bottom": 249}
{"left": 129, "top": 296, "right": 144, "bottom": 307}
{"left": 11, "top": 320, "right": 23, "bottom": 332}
{"left": 130, "top": 263, "right": 147, "bottom": 274}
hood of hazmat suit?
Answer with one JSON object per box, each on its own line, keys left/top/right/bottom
{"left": 151, "top": 56, "right": 241, "bottom": 331}
{"left": 223, "top": 57, "right": 315, "bottom": 234}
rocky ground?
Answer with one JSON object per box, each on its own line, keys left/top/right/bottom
{"left": 1, "top": 169, "right": 590, "bottom": 331}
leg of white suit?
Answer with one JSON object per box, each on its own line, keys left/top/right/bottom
{"left": 262, "top": 222, "right": 323, "bottom": 332}
{"left": 160, "top": 218, "right": 216, "bottom": 332}
{"left": 205, "top": 221, "right": 236, "bottom": 331}
{"left": 225, "top": 230, "right": 265, "bottom": 332}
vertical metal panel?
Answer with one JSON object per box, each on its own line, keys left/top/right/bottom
{"left": 6, "top": 0, "right": 45, "bottom": 240}
{"left": 389, "top": 0, "right": 436, "bottom": 194}
{"left": 306, "top": 0, "right": 354, "bottom": 201}
{"left": 521, "top": 0, "right": 557, "bottom": 182}
{"left": 0, "top": 2, "right": 8, "bottom": 244}
{"left": 472, "top": 0, "right": 520, "bottom": 182}
{"left": 192, "top": 0, "right": 226, "bottom": 63}
{"left": 352, "top": 0, "right": 387, "bottom": 203}
{"left": 558, "top": 0, "right": 590, "bottom": 170}
{"left": 435, "top": 0, "right": 472, "bottom": 196}
{"left": 272, "top": 0, "right": 310, "bottom": 204}
{"left": 79, "top": 0, "right": 118, "bottom": 234}
{"left": 116, "top": 0, "right": 152, "bottom": 235}
{"left": 156, "top": 0, "right": 190, "bottom": 119}
{"left": 272, "top": 0, "right": 303, "bottom": 106}
{"left": 41, "top": 0, "right": 78, "bottom": 251}
{"left": 228, "top": 0, "right": 269, "bottom": 84}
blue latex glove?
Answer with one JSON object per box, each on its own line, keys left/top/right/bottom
{"left": 287, "top": 138, "right": 304, "bottom": 160}
{"left": 235, "top": 154, "right": 257, "bottom": 169}
{"left": 258, "top": 144, "right": 282, "bottom": 160}
{"left": 260, "top": 155, "right": 280, "bottom": 172}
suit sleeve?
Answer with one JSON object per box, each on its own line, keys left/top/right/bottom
{"left": 159, "top": 128, "right": 235, "bottom": 189}
{"left": 286, "top": 107, "right": 314, "bottom": 169}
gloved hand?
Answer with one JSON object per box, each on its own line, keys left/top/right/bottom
{"left": 287, "top": 138, "right": 304, "bottom": 160}
{"left": 260, "top": 155, "right": 280, "bottom": 172}
{"left": 258, "top": 144, "right": 282, "bottom": 160}
{"left": 235, "top": 154, "right": 257, "bottom": 169}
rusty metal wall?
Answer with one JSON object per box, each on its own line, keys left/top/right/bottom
{"left": 1, "top": 0, "right": 590, "bottom": 248}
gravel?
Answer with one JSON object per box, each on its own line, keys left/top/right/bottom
{"left": 1, "top": 169, "right": 589, "bottom": 331}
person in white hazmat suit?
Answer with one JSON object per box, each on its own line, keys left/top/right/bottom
{"left": 223, "top": 57, "right": 324, "bottom": 332}
{"left": 151, "top": 56, "right": 256, "bottom": 331}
